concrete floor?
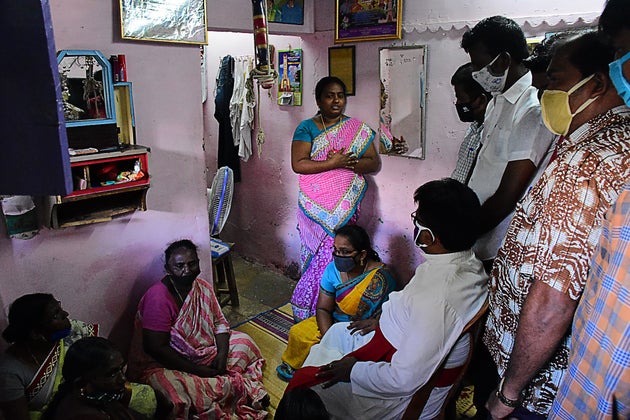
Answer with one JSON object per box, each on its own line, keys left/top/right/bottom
{"left": 221, "top": 254, "right": 296, "bottom": 326}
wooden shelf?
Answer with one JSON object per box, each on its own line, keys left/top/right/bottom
{"left": 48, "top": 146, "right": 150, "bottom": 228}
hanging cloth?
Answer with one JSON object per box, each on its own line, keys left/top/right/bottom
{"left": 214, "top": 55, "right": 241, "bottom": 182}
{"left": 229, "top": 56, "right": 255, "bottom": 162}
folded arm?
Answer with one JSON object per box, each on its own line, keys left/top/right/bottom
{"left": 142, "top": 329, "right": 221, "bottom": 377}
{"left": 291, "top": 140, "right": 380, "bottom": 175}
{"left": 350, "top": 303, "right": 456, "bottom": 398}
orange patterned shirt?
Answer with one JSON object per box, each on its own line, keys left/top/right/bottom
{"left": 484, "top": 106, "right": 630, "bottom": 414}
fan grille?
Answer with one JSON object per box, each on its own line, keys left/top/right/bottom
{"left": 208, "top": 166, "right": 234, "bottom": 236}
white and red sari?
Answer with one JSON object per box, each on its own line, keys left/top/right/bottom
{"left": 129, "top": 278, "right": 268, "bottom": 419}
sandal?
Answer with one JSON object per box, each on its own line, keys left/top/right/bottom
{"left": 276, "top": 362, "right": 295, "bottom": 382}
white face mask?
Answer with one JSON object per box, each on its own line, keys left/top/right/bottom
{"left": 472, "top": 54, "right": 509, "bottom": 93}
{"left": 413, "top": 219, "right": 435, "bottom": 249}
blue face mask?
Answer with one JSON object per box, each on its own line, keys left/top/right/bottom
{"left": 333, "top": 255, "right": 356, "bottom": 273}
{"left": 609, "top": 51, "right": 630, "bottom": 107}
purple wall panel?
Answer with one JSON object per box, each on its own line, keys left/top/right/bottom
{"left": 0, "top": 0, "right": 71, "bottom": 196}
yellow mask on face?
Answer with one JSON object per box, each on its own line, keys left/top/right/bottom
{"left": 541, "top": 74, "right": 599, "bottom": 136}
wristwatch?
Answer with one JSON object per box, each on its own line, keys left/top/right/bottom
{"left": 496, "top": 377, "right": 521, "bottom": 408}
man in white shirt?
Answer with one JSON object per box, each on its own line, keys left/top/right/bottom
{"left": 284, "top": 178, "right": 488, "bottom": 419}
{"left": 461, "top": 16, "right": 554, "bottom": 265}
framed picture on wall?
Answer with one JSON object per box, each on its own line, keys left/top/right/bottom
{"left": 328, "top": 46, "right": 355, "bottom": 96}
{"left": 119, "top": 0, "right": 208, "bottom": 44}
{"left": 266, "top": 0, "right": 305, "bottom": 25}
{"left": 335, "top": 0, "right": 403, "bottom": 43}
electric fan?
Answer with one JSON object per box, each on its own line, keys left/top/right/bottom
{"left": 208, "top": 166, "right": 234, "bottom": 237}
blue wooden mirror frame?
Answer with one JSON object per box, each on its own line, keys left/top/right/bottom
{"left": 57, "top": 49, "right": 116, "bottom": 128}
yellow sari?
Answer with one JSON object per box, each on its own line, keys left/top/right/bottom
{"left": 282, "top": 265, "right": 396, "bottom": 369}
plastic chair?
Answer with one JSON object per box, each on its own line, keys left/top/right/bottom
{"left": 401, "top": 299, "right": 489, "bottom": 420}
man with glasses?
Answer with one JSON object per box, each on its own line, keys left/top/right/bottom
{"left": 284, "top": 178, "right": 488, "bottom": 420}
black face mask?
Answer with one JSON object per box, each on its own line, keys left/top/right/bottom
{"left": 455, "top": 102, "right": 476, "bottom": 122}
{"left": 333, "top": 255, "right": 357, "bottom": 273}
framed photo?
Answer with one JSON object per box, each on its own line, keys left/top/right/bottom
{"left": 119, "top": 0, "right": 208, "bottom": 45}
{"left": 328, "top": 46, "right": 356, "bottom": 96}
{"left": 266, "top": 0, "right": 305, "bottom": 25}
{"left": 335, "top": 0, "right": 402, "bottom": 44}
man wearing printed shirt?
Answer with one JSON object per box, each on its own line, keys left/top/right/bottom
{"left": 484, "top": 31, "right": 630, "bottom": 418}
{"left": 550, "top": 0, "right": 630, "bottom": 418}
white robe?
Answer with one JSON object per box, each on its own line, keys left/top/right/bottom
{"left": 305, "top": 249, "right": 488, "bottom": 420}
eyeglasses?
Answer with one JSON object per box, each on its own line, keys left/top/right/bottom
{"left": 331, "top": 247, "right": 358, "bottom": 257}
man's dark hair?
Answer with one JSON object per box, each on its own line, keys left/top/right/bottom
{"left": 450, "top": 63, "right": 491, "bottom": 100}
{"left": 599, "top": 0, "right": 630, "bottom": 38}
{"left": 523, "top": 32, "right": 577, "bottom": 73}
{"left": 413, "top": 178, "right": 481, "bottom": 252}
{"left": 276, "top": 387, "right": 330, "bottom": 420}
{"left": 558, "top": 31, "right": 615, "bottom": 78}
{"left": 461, "top": 16, "right": 529, "bottom": 62}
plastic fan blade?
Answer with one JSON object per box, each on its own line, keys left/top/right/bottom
{"left": 208, "top": 166, "right": 234, "bottom": 236}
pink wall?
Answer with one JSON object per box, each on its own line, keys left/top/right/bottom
{"left": 0, "top": 0, "right": 599, "bottom": 351}
{"left": 0, "top": 0, "right": 210, "bottom": 352}
{"left": 203, "top": 4, "right": 594, "bottom": 282}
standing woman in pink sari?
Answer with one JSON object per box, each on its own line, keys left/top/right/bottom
{"left": 291, "top": 76, "right": 380, "bottom": 322}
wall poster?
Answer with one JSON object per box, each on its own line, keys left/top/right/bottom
{"left": 278, "top": 49, "right": 303, "bottom": 106}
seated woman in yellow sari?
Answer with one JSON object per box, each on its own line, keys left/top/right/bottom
{"left": 0, "top": 294, "right": 157, "bottom": 420}
{"left": 277, "top": 225, "right": 397, "bottom": 381}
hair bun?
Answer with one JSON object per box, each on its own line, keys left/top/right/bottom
{"left": 2, "top": 324, "right": 19, "bottom": 343}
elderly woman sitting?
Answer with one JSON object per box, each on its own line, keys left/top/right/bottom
{"left": 0, "top": 294, "right": 156, "bottom": 419}
{"left": 127, "top": 239, "right": 269, "bottom": 419}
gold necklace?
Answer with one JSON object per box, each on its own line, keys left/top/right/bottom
{"left": 168, "top": 277, "right": 186, "bottom": 304}
{"left": 320, "top": 114, "right": 342, "bottom": 132}
{"left": 320, "top": 114, "right": 343, "bottom": 147}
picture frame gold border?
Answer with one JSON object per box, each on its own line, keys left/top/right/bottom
{"left": 328, "top": 46, "right": 356, "bottom": 96}
{"left": 334, "top": 0, "right": 403, "bottom": 44}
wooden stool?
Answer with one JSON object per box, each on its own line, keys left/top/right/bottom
{"left": 210, "top": 238, "right": 239, "bottom": 307}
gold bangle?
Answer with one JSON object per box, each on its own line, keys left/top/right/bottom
{"left": 496, "top": 377, "right": 520, "bottom": 408}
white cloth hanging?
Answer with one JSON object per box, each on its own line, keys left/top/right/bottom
{"left": 229, "top": 56, "right": 255, "bottom": 162}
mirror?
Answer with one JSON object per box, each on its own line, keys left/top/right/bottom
{"left": 379, "top": 45, "right": 427, "bottom": 158}
{"left": 57, "top": 50, "right": 116, "bottom": 128}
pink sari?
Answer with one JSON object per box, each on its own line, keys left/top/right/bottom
{"left": 291, "top": 117, "right": 375, "bottom": 321}
{"left": 130, "top": 279, "right": 268, "bottom": 419}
